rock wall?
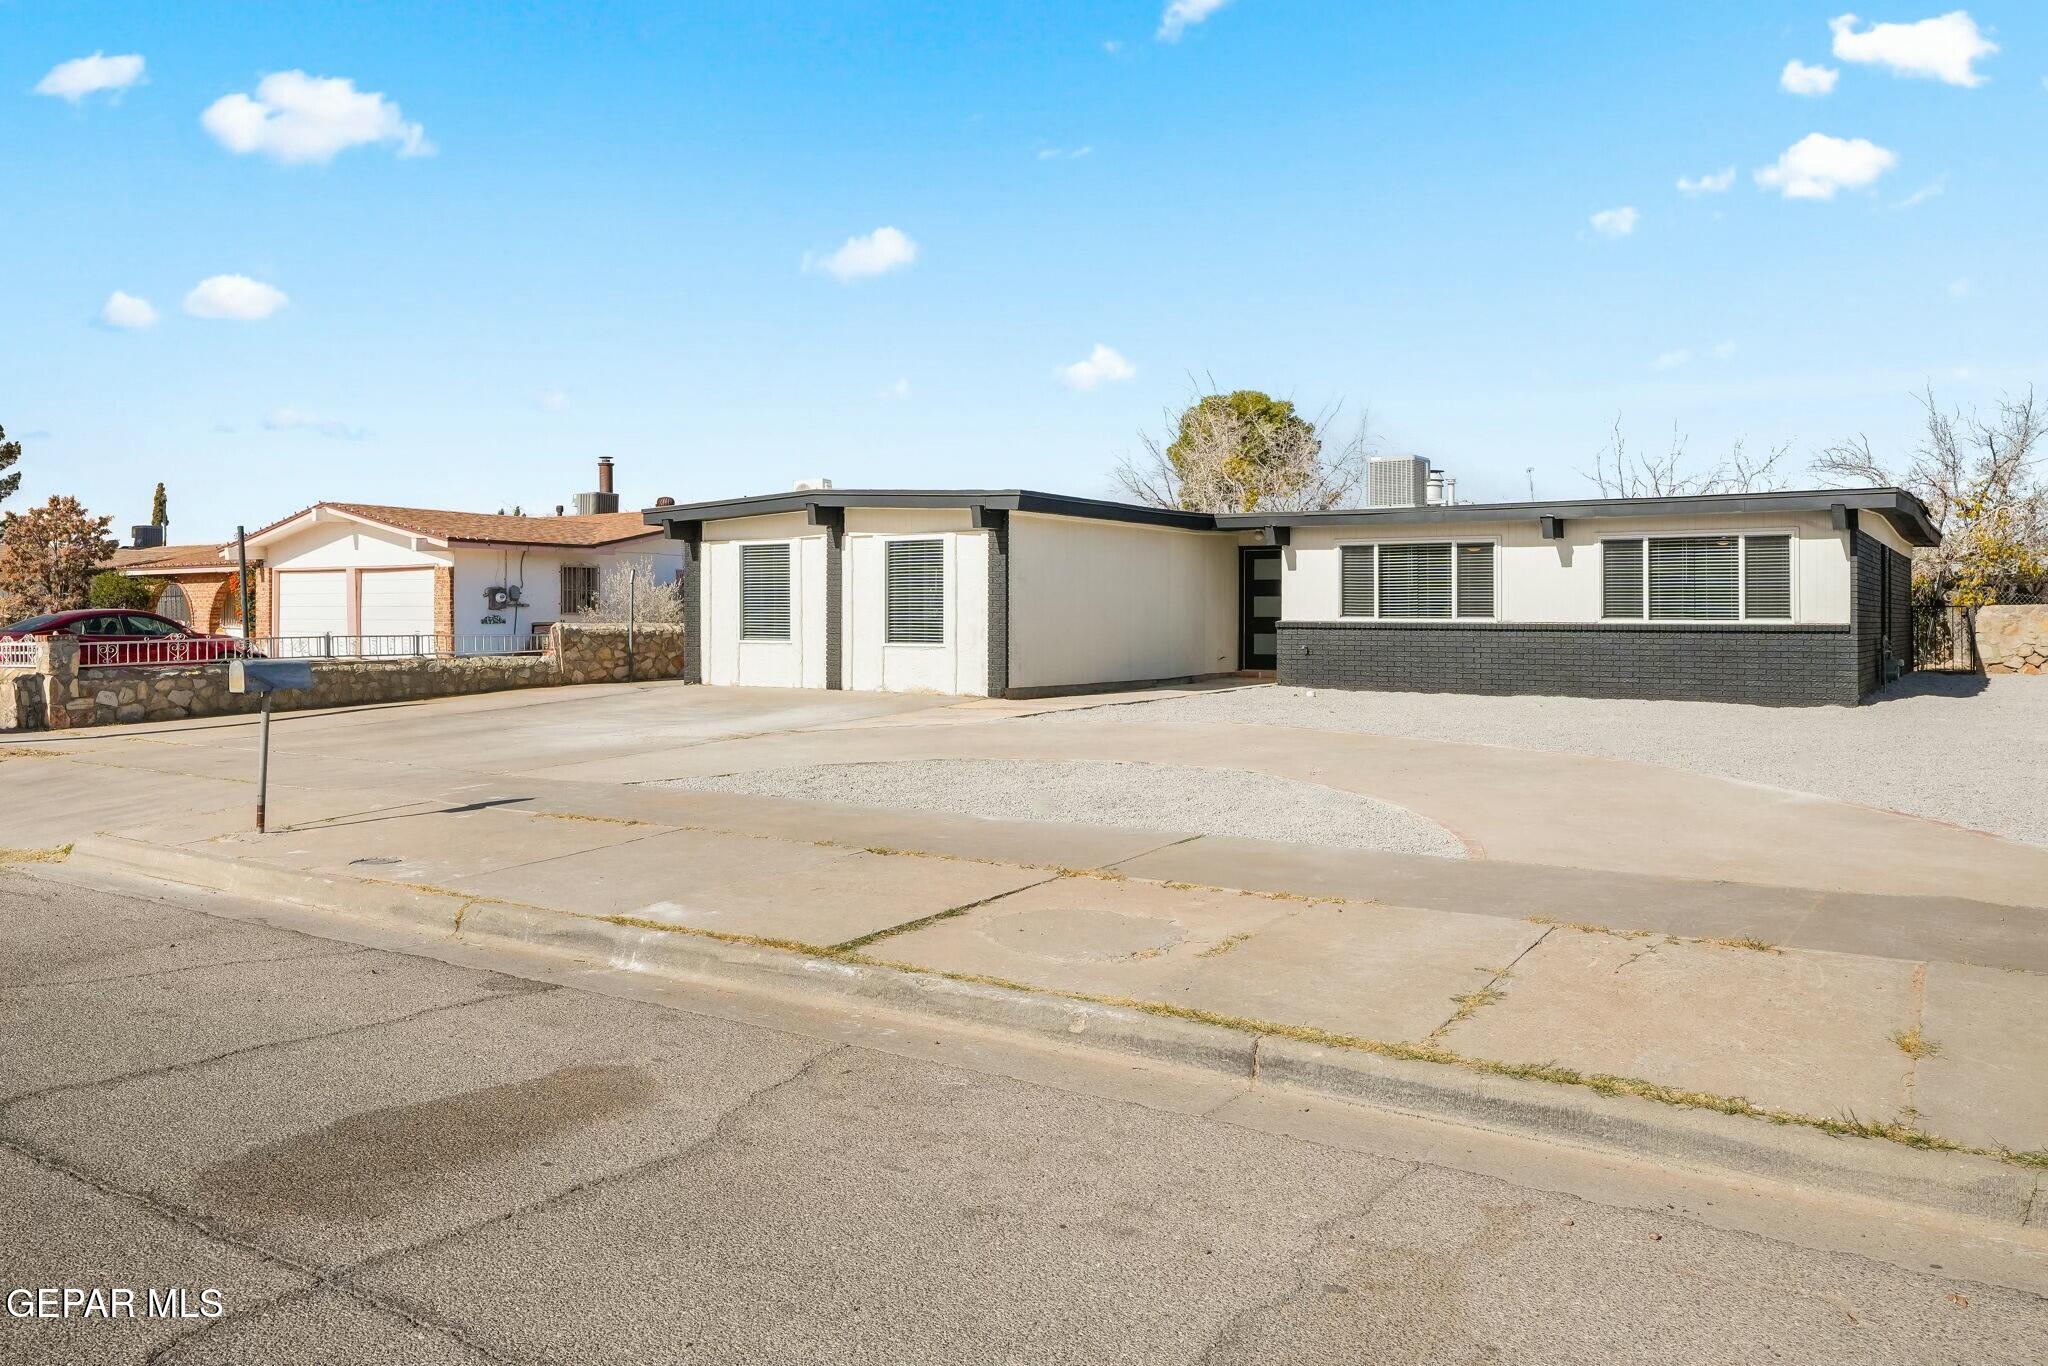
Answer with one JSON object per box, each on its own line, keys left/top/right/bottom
{"left": 1975, "top": 605, "right": 2048, "bottom": 674}
{"left": 6, "top": 622, "right": 688, "bottom": 732}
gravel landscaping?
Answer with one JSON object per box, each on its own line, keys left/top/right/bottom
{"left": 1029, "top": 675, "right": 2048, "bottom": 848}
{"left": 663, "top": 758, "right": 1468, "bottom": 858}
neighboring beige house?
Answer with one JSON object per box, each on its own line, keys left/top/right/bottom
{"left": 236, "top": 502, "right": 680, "bottom": 651}
{"left": 107, "top": 542, "right": 249, "bottom": 635}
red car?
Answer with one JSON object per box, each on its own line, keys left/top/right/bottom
{"left": 0, "top": 609, "right": 256, "bottom": 668}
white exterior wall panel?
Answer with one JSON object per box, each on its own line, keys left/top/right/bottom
{"left": 1283, "top": 509, "right": 1852, "bottom": 625}
{"left": 844, "top": 509, "right": 987, "bottom": 696}
{"left": 701, "top": 512, "right": 826, "bottom": 689}
{"left": 1006, "top": 514, "right": 1239, "bottom": 691}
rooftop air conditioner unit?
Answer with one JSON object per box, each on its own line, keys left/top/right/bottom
{"left": 792, "top": 478, "right": 834, "bottom": 492}
{"left": 1368, "top": 456, "right": 1432, "bottom": 508}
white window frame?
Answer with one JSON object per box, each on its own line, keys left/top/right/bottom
{"left": 1336, "top": 537, "right": 1499, "bottom": 621}
{"left": 1599, "top": 529, "right": 1799, "bottom": 624}
{"left": 878, "top": 533, "right": 949, "bottom": 648}
{"left": 735, "top": 538, "right": 796, "bottom": 643}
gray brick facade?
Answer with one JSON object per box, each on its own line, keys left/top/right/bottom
{"left": 983, "top": 509, "right": 1010, "bottom": 698}
{"left": 676, "top": 521, "right": 703, "bottom": 686}
{"left": 823, "top": 514, "right": 844, "bottom": 690}
{"left": 1276, "top": 620, "right": 1861, "bottom": 706}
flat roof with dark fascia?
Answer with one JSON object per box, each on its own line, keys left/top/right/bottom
{"left": 1212, "top": 487, "right": 1940, "bottom": 546}
{"left": 641, "top": 488, "right": 1217, "bottom": 531}
{"left": 643, "top": 484, "right": 1938, "bottom": 546}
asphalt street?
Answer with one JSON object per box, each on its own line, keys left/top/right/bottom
{"left": 2, "top": 865, "right": 2043, "bottom": 1365}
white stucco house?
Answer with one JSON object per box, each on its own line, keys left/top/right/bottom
{"left": 642, "top": 472, "right": 1937, "bottom": 706}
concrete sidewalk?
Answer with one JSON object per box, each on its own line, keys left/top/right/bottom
{"left": 6, "top": 682, "right": 2048, "bottom": 1175}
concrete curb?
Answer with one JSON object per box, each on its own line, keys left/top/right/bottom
{"left": 68, "top": 834, "right": 2045, "bottom": 1233}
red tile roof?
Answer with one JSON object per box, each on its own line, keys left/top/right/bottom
{"left": 107, "top": 543, "right": 232, "bottom": 572}
{"left": 246, "top": 502, "right": 661, "bottom": 549}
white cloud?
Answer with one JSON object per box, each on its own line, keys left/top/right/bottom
{"left": 1058, "top": 344, "right": 1136, "bottom": 391}
{"left": 1158, "top": 0, "right": 1231, "bottom": 42}
{"left": 803, "top": 225, "right": 919, "bottom": 282}
{"left": 99, "top": 291, "right": 158, "bottom": 330}
{"left": 878, "top": 377, "right": 912, "bottom": 400}
{"left": 202, "top": 71, "right": 432, "bottom": 164}
{"left": 183, "top": 274, "right": 289, "bottom": 320}
{"left": 1588, "top": 206, "right": 1638, "bottom": 238}
{"left": 1103, "top": 40, "right": 1124, "bottom": 55}
{"left": 537, "top": 388, "right": 569, "bottom": 412}
{"left": 1754, "top": 132, "right": 1897, "bottom": 200}
{"left": 34, "top": 52, "right": 145, "bottom": 102}
{"left": 1036, "top": 146, "right": 1093, "bottom": 160}
{"left": 1829, "top": 11, "right": 1997, "bottom": 87}
{"left": 1710, "top": 340, "right": 1739, "bottom": 359}
{"left": 1676, "top": 167, "right": 1735, "bottom": 195}
{"left": 263, "top": 407, "right": 366, "bottom": 440}
{"left": 1652, "top": 349, "right": 1693, "bottom": 371}
{"left": 1948, "top": 277, "right": 1971, "bottom": 297}
{"left": 1780, "top": 59, "right": 1840, "bottom": 95}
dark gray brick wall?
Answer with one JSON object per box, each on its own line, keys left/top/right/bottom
{"left": 677, "top": 522, "right": 703, "bottom": 686}
{"left": 823, "top": 519, "right": 844, "bottom": 690}
{"left": 984, "top": 510, "right": 1010, "bottom": 698}
{"left": 1276, "top": 620, "right": 1861, "bottom": 706}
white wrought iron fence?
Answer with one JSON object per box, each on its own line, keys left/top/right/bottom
{"left": 0, "top": 638, "right": 44, "bottom": 669}
{"left": 76, "top": 632, "right": 549, "bottom": 669}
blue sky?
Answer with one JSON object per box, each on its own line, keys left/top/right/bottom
{"left": 6, "top": 2, "right": 2046, "bottom": 540}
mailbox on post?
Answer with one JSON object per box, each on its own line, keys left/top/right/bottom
{"left": 228, "top": 659, "right": 313, "bottom": 832}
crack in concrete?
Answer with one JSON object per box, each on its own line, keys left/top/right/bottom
{"left": 0, "top": 943, "right": 367, "bottom": 993}
{"left": 0, "top": 985, "right": 551, "bottom": 1112}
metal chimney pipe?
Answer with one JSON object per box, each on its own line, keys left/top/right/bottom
{"left": 597, "top": 457, "right": 615, "bottom": 495}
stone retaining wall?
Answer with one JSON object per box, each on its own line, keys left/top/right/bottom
{"left": 4, "top": 622, "right": 687, "bottom": 732}
{"left": 1975, "top": 604, "right": 2048, "bottom": 674}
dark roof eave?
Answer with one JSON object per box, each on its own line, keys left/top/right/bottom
{"left": 1213, "top": 487, "right": 1940, "bottom": 547}
{"left": 642, "top": 489, "right": 1217, "bottom": 532}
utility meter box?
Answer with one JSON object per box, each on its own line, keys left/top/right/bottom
{"left": 228, "top": 659, "right": 314, "bottom": 696}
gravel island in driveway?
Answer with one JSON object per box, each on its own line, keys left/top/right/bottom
{"left": 663, "top": 757, "right": 1469, "bottom": 858}
{"left": 1028, "top": 675, "right": 2048, "bottom": 848}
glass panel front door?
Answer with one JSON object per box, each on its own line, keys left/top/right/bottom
{"left": 1240, "top": 548, "right": 1282, "bottom": 670}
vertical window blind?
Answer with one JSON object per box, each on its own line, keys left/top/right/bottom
{"left": 1340, "top": 545, "right": 1375, "bottom": 617}
{"left": 1376, "top": 543, "right": 1455, "bottom": 618}
{"left": 1455, "top": 543, "right": 1495, "bottom": 619}
{"left": 738, "top": 543, "right": 792, "bottom": 640}
{"left": 885, "top": 538, "right": 945, "bottom": 644}
{"left": 1603, "top": 534, "right": 1788, "bottom": 621}
{"left": 1340, "top": 542, "right": 1494, "bottom": 619}
{"left": 1743, "top": 535, "right": 1792, "bottom": 619}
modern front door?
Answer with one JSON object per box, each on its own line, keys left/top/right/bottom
{"left": 1240, "top": 547, "right": 1282, "bottom": 670}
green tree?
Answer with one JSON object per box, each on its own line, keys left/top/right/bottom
{"left": 0, "top": 424, "right": 19, "bottom": 510}
{"left": 150, "top": 482, "right": 168, "bottom": 529}
{"left": 88, "top": 571, "right": 161, "bottom": 610}
{"left": 0, "top": 496, "right": 118, "bottom": 617}
{"left": 1116, "top": 388, "right": 1372, "bottom": 513}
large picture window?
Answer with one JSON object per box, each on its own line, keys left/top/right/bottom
{"left": 738, "top": 543, "right": 792, "bottom": 640}
{"left": 885, "top": 538, "right": 945, "bottom": 644}
{"left": 1338, "top": 541, "right": 1495, "bottom": 620}
{"left": 1602, "top": 534, "right": 1792, "bottom": 622}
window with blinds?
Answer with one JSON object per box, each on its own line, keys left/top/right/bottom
{"left": 1743, "top": 535, "right": 1792, "bottom": 619}
{"left": 1649, "top": 535, "right": 1739, "bottom": 620}
{"left": 559, "top": 565, "right": 600, "bottom": 614}
{"left": 1605, "top": 533, "right": 1786, "bottom": 621}
{"left": 1602, "top": 540, "right": 1645, "bottom": 619}
{"left": 1456, "top": 543, "right": 1495, "bottom": 619}
{"left": 1340, "top": 545, "right": 1375, "bottom": 617}
{"left": 738, "top": 543, "right": 792, "bottom": 640}
{"left": 1376, "top": 543, "right": 1454, "bottom": 618}
{"left": 885, "top": 538, "right": 945, "bottom": 644}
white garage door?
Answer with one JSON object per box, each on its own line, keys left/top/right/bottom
{"left": 275, "top": 571, "right": 349, "bottom": 652}
{"left": 357, "top": 569, "right": 437, "bottom": 648}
